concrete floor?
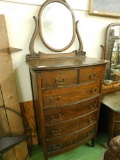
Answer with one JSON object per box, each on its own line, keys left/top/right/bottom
{"left": 28, "top": 130, "right": 108, "bottom": 160}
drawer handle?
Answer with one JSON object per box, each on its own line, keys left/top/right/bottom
{"left": 90, "top": 103, "right": 96, "bottom": 110}
{"left": 51, "top": 114, "right": 61, "bottom": 120}
{"left": 53, "top": 143, "right": 62, "bottom": 150}
{"left": 88, "top": 117, "right": 94, "bottom": 124}
{"left": 89, "top": 73, "right": 97, "bottom": 80}
{"left": 50, "top": 96, "right": 60, "bottom": 103}
{"left": 87, "top": 130, "right": 94, "bottom": 137}
{"left": 90, "top": 88, "right": 97, "bottom": 94}
{"left": 55, "top": 78, "right": 66, "bottom": 85}
{"left": 52, "top": 129, "right": 61, "bottom": 135}
{"left": 94, "top": 73, "right": 97, "bottom": 78}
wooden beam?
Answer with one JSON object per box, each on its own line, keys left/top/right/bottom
{"left": 0, "top": 14, "right": 28, "bottom": 160}
{"left": 20, "top": 100, "right": 38, "bottom": 146}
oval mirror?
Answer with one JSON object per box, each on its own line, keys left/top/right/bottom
{"left": 38, "top": 0, "right": 76, "bottom": 52}
{"left": 104, "top": 23, "right": 120, "bottom": 84}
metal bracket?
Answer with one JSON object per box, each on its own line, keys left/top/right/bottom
{"left": 0, "top": 47, "right": 22, "bottom": 54}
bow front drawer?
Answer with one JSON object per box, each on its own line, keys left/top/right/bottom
{"left": 45, "top": 111, "right": 98, "bottom": 139}
{"left": 79, "top": 65, "right": 104, "bottom": 83}
{"left": 44, "top": 96, "right": 99, "bottom": 124}
{"left": 43, "top": 80, "right": 100, "bottom": 108}
{"left": 41, "top": 69, "right": 77, "bottom": 89}
{"left": 47, "top": 124, "right": 96, "bottom": 153}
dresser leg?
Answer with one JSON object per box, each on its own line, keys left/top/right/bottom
{"left": 44, "top": 154, "right": 48, "bottom": 160}
{"left": 91, "top": 138, "right": 95, "bottom": 147}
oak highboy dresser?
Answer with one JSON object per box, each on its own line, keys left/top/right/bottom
{"left": 26, "top": 0, "right": 108, "bottom": 159}
{"left": 26, "top": 55, "right": 107, "bottom": 160}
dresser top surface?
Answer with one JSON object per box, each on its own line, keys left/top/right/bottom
{"left": 26, "top": 56, "right": 108, "bottom": 71}
{"left": 102, "top": 91, "right": 120, "bottom": 112}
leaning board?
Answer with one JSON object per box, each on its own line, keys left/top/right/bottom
{"left": 0, "top": 14, "right": 28, "bottom": 160}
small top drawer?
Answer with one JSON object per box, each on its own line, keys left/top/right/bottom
{"left": 41, "top": 69, "right": 77, "bottom": 89}
{"left": 79, "top": 65, "right": 104, "bottom": 83}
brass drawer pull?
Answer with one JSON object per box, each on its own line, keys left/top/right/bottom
{"left": 52, "top": 128, "right": 61, "bottom": 135}
{"left": 50, "top": 96, "right": 61, "bottom": 103}
{"left": 88, "top": 117, "right": 94, "bottom": 124}
{"left": 53, "top": 143, "right": 62, "bottom": 150}
{"left": 90, "top": 88, "right": 97, "bottom": 94}
{"left": 55, "top": 77, "right": 66, "bottom": 85}
{"left": 87, "top": 130, "right": 94, "bottom": 137}
{"left": 90, "top": 103, "right": 96, "bottom": 110}
{"left": 51, "top": 114, "right": 61, "bottom": 120}
{"left": 94, "top": 73, "right": 97, "bottom": 78}
{"left": 89, "top": 73, "right": 97, "bottom": 80}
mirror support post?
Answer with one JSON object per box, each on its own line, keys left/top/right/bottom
{"left": 76, "top": 21, "right": 86, "bottom": 56}
{"left": 29, "top": 16, "right": 38, "bottom": 55}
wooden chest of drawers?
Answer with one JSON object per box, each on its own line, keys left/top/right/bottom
{"left": 100, "top": 91, "right": 120, "bottom": 144}
{"left": 26, "top": 56, "right": 107, "bottom": 160}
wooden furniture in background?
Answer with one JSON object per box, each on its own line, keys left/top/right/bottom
{"left": 0, "top": 14, "right": 28, "bottom": 160}
{"left": 104, "top": 135, "right": 120, "bottom": 160}
{"left": 100, "top": 91, "right": 120, "bottom": 144}
{"left": 101, "top": 23, "right": 120, "bottom": 94}
{"left": 26, "top": 55, "right": 107, "bottom": 160}
{"left": 102, "top": 83, "right": 120, "bottom": 95}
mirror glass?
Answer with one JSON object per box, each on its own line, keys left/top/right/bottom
{"left": 104, "top": 23, "right": 120, "bottom": 84}
{"left": 39, "top": 1, "right": 75, "bottom": 51}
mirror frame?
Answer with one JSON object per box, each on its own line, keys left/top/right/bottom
{"left": 28, "top": 0, "right": 85, "bottom": 59}
{"left": 102, "top": 23, "right": 120, "bottom": 94}
{"left": 38, "top": 0, "right": 76, "bottom": 52}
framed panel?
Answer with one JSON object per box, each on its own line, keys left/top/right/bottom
{"left": 89, "top": 0, "right": 120, "bottom": 18}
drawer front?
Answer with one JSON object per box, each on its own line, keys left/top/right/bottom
{"left": 41, "top": 69, "right": 77, "bottom": 89}
{"left": 115, "top": 113, "right": 120, "bottom": 121}
{"left": 43, "top": 81, "right": 100, "bottom": 108}
{"left": 114, "top": 113, "right": 120, "bottom": 136}
{"left": 46, "top": 124, "right": 96, "bottom": 153}
{"left": 44, "top": 96, "right": 99, "bottom": 124}
{"left": 113, "top": 122, "right": 120, "bottom": 137}
{"left": 79, "top": 65, "right": 104, "bottom": 83}
{"left": 45, "top": 111, "right": 98, "bottom": 139}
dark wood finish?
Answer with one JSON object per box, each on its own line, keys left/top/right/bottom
{"left": 26, "top": 55, "right": 107, "bottom": 160}
{"left": 20, "top": 101, "right": 38, "bottom": 146}
{"left": 0, "top": 15, "right": 28, "bottom": 160}
{"left": 104, "top": 135, "right": 120, "bottom": 160}
{"left": 101, "top": 91, "right": 120, "bottom": 143}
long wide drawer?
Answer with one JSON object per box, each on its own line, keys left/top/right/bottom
{"left": 43, "top": 81, "right": 100, "bottom": 108}
{"left": 45, "top": 111, "right": 98, "bottom": 139}
{"left": 44, "top": 96, "right": 99, "bottom": 124}
{"left": 46, "top": 124, "right": 96, "bottom": 153}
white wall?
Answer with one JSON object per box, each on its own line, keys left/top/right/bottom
{"left": 0, "top": 0, "right": 120, "bottom": 102}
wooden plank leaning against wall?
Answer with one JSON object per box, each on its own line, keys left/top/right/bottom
{"left": 20, "top": 101, "right": 38, "bottom": 146}
{"left": 0, "top": 14, "right": 28, "bottom": 160}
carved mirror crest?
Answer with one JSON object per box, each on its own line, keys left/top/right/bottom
{"left": 27, "top": 0, "right": 85, "bottom": 59}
